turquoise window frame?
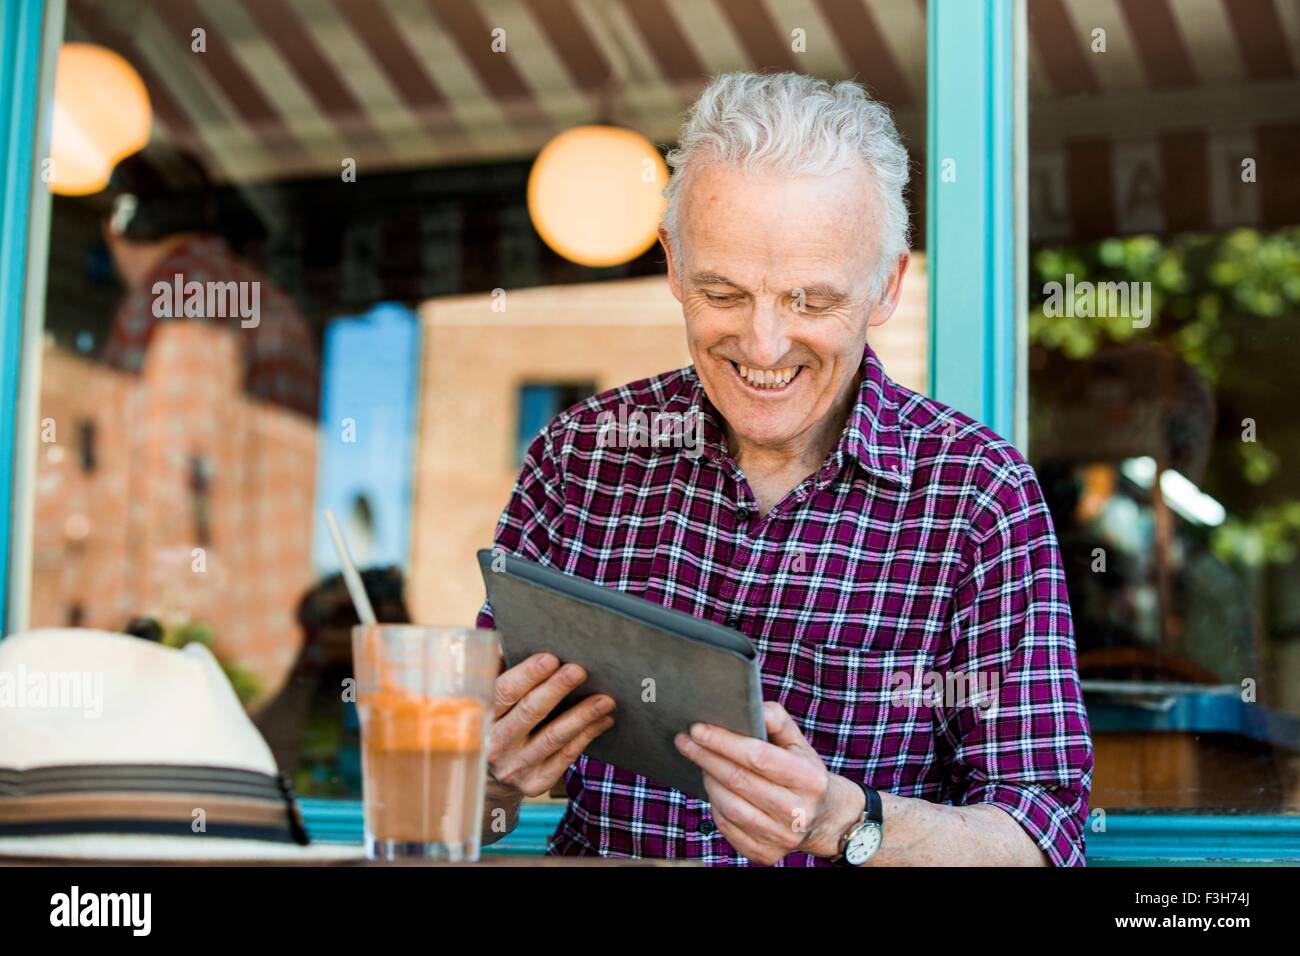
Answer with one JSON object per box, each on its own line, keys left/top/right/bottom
{"left": 926, "top": 0, "right": 1019, "bottom": 443}
{"left": 296, "top": 800, "right": 1300, "bottom": 866}
{"left": 0, "top": 0, "right": 1294, "bottom": 864}
{"left": 0, "top": 0, "right": 50, "bottom": 635}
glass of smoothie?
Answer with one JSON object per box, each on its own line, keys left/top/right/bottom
{"left": 351, "top": 625, "right": 500, "bottom": 861}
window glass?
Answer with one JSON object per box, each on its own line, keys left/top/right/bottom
{"left": 1028, "top": 0, "right": 1300, "bottom": 808}
{"left": 34, "top": 0, "right": 929, "bottom": 798}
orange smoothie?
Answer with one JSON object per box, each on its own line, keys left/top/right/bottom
{"left": 358, "top": 690, "right": 488, "bottom": 845}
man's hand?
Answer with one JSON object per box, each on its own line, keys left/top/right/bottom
{"left": 487, "top": 652, "right": 615, "bottom": 800}
{"left": 674, "top": 701, "right": 865, "bottom": 865}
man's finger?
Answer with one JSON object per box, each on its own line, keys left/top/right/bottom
{"left": 528, "top": 715, "right": 615, "bottom": 793}
{"left": 675, "top": 732, "right": 794, "bottom": 821}
{"left": 492, "top": 652, "right": 560, "bottom": 719}
{"left": 707, "top": 790, "right": 789, "bottom": 866}
{"left": 703, "top": 774, "right": 792, "bottom": 846}
{"left": 762, "top": 701, "right": 817, "bottom": 754}
{"left": 709, "top": 803, "right": 770, "bottom": 863}
{"left": 686, "top": 721, "right": 807, "bottom": 785}
{"left": 515, "top": 694, "right": 615, "bottom": 768}
{"left": 496, "top": 662, "right": 588, "bottom": 737}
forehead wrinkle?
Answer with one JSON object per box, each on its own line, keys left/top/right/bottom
{"left": 679, "top": 167, "right": 880, "bottom": 299}
{"left": 795, "top": 283, "right": 850, "bottom": 300}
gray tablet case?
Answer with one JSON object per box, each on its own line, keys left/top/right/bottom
{"left": 478, "top": 550, "right": 766, "bottom": 799}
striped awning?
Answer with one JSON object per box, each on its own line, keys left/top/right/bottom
{"left": 65, "top": 0, "right": 1300, "bottom": 241}
{"left": 1028, "top": 0, "right": 1300, "bottom": 240}
{"left": 65, "top": 0, "right": 929, "bottom": 183}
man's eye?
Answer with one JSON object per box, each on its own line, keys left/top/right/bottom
{"left": 795, "top": 299, "right": 836, "bottom": 314}
{"left": 704, "top": 292, "right": 740, "bottom": 305}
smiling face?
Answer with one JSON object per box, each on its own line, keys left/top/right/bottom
{"left": 662, "top": 161, "right": 907, "bottom": 457}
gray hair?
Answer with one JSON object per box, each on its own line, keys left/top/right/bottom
{"left": 663, "top": 72, "right": 911, "bottom": 299}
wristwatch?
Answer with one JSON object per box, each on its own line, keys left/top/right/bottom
{"left": 831, "top": 782, "right": 883, "bottom": 866}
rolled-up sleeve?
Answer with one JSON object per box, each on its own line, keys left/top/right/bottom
{"left": 942, "top": 460, "right": 1094, "bottom": 867}
{"left": 475, "top": 425, "right": 566, "bottom": 630}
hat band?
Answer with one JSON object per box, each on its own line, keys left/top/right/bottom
{"left": 0, "top": 764, "right": 309, "bottom": 845}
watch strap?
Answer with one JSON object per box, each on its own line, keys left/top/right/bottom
{"left": 862, "top": 783, "right": 882, "bottom": 825}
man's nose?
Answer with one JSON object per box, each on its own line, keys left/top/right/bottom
{"left": 741, "top": 297, "right": 792, "bottom": 368}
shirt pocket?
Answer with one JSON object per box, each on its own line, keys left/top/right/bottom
{"left": 781, "top": 641, "right": 936, "bottom": 782}
{"left": 795, "top": 616, "right": 933, "bottom": 656}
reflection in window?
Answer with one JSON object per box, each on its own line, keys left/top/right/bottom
{"left": 35, "top": 0, "right": 929, "bottom": 799}
{"left": 1028, "top": 0, "right": 1300, "bottom": 809}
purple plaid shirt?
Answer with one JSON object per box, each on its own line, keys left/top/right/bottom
{"left": 478, "top": 345, "right": 1093, "bottom": 866}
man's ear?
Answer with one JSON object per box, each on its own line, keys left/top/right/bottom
{"left": 868, "top": 252, "right": 910, "bottom": 329}
{"left": 659, "top": 224, "right": 684, "bottom": 304}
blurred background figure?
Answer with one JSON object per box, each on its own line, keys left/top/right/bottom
{"left": 255, "top": 566, "right": 413, "bottom": 795}
{"left": 98, "top": 147, "right": 319, "bottom": 418}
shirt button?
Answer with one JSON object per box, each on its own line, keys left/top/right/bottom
{"left": 723, "top": 615, "right": 741, "bottom": 629}
{"left": 736, "top": 507, "right": 751, "bottom": 522}
{"left": 697, "top": 819, "right": 717, "bottom": 835}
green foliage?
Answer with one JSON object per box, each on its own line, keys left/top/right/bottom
{"left": 1211, "top": 502, "right": 1300, "bottom": 567}
{"left": 1030, "top": 227, "right": 1300, "bottom": 379}
{"left": 1030, "top": 226, "right": 1300, "bottom": 568}
{"left": 161, "top": 621, "right": 261, "bottom": 706}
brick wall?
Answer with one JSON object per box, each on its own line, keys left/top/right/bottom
{"left": 30, "top": 322, "right": 318, "bottom": 707}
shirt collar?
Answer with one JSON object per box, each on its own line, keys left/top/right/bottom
{"left": 841, "top": 344, "right": 912, "bottom": 487}
{"left": 679, "top": 344, "right": 913, "bottom": 488}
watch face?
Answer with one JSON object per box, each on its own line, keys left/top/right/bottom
{"left": 844, "top": 822, "right": 882, "bottom": 865}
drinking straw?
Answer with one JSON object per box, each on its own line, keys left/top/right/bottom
{"left": 323, "top": 508, "right": 378, "bottom": 626}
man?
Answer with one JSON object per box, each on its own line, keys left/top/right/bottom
{"left": 478, "top": 73, "right": 1092, "bottom": 866}
{"left": 99, "top": 148, "right": 319, "bottom": 418}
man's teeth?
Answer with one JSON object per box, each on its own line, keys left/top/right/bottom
{"left": 735, "top": 363, "right": 799, "bottom": 389}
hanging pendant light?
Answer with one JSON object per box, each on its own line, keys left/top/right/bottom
{"left": 527, "top": 124, "right": 669, "bottom": 268}
{"left": 50, "top": 43, "right": 153, "bottom": 197}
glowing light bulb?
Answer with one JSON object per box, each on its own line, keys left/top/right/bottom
{"left": 527, "top": 125, "right": 668, "bottom": 268}
{"left": 50, "top": 43, "right": 153, "bottom": 196}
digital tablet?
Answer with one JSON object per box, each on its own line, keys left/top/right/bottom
{"left": 477, "top": 549, "right": 766, "bottom": 798}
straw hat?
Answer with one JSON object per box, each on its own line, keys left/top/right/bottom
{"left": 0, "top": 628, "right": 359, "bottom": 861}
